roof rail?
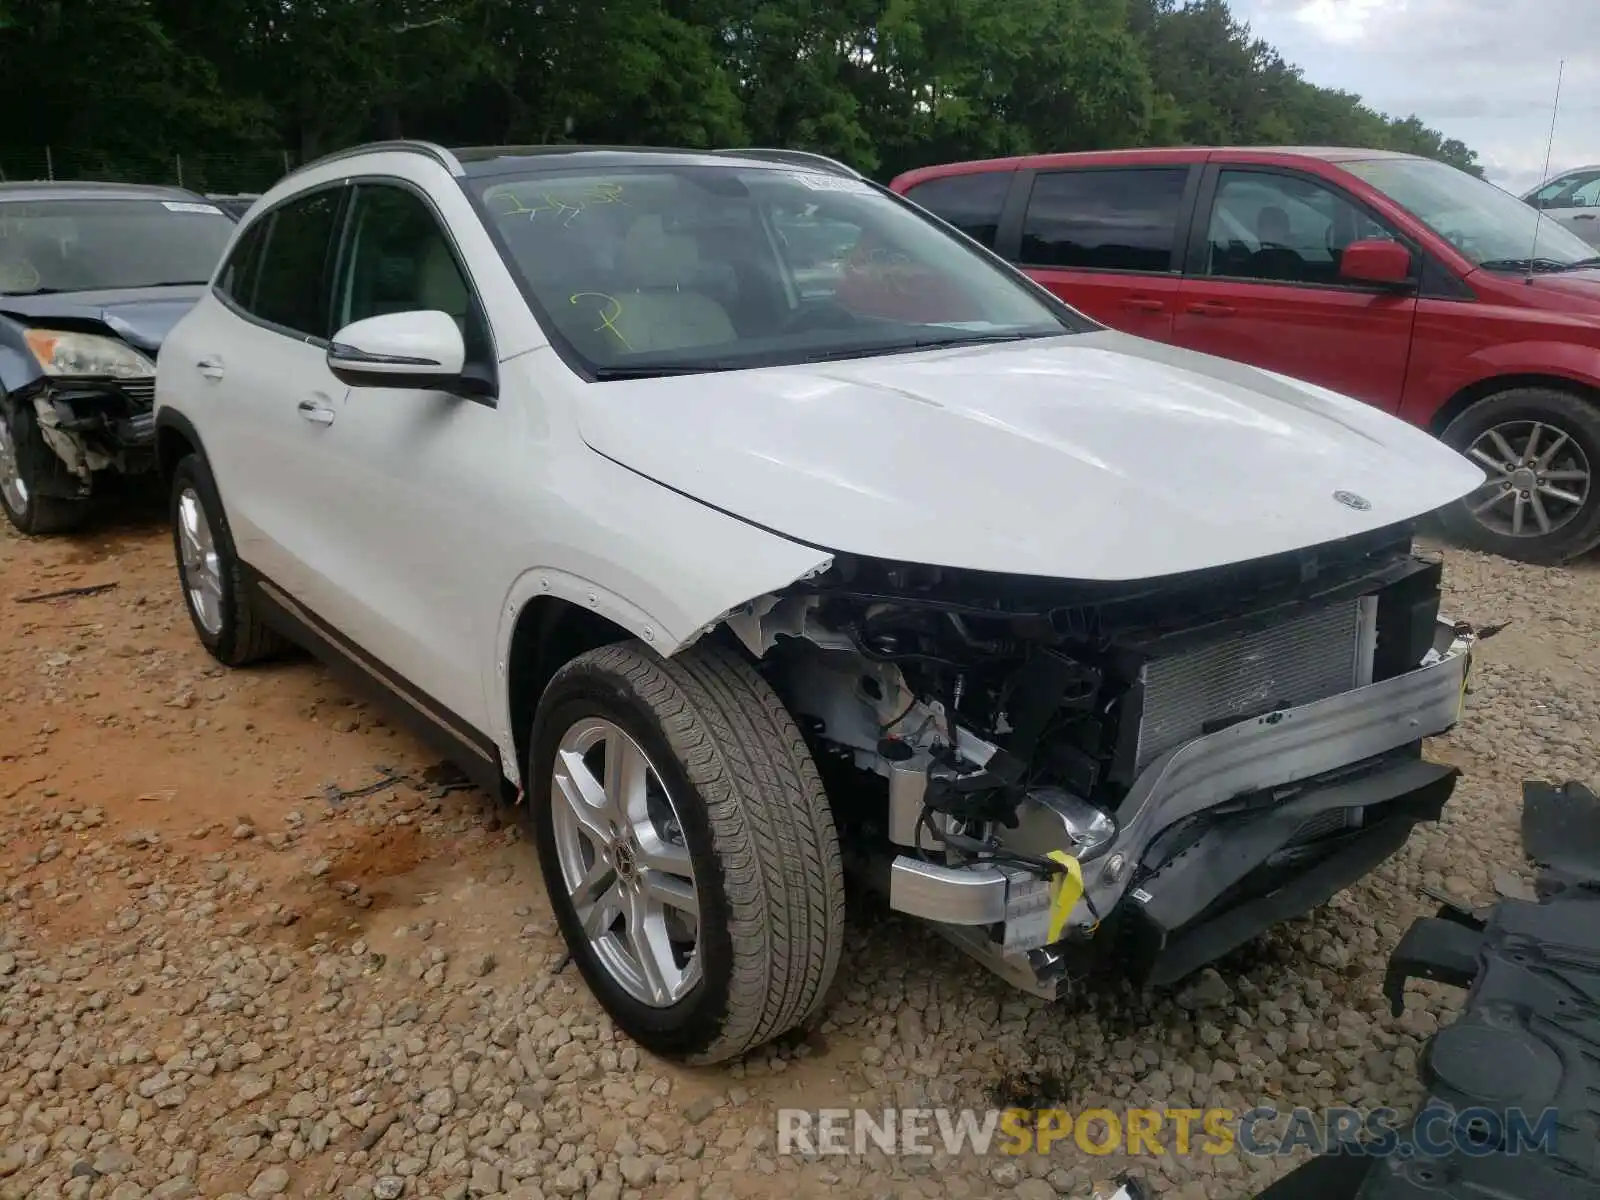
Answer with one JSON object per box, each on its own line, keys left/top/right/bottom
{"left": 292, "top": 140, "right": 464, "bottom": 179}
{"left": 711, "top": 148, "right": 865, "bottom": 180}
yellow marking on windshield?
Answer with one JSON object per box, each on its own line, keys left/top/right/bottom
{"left": 492, "top": 184, "right": 627, "bottom": 227}
{"left": 0, "top": 258, "right": 40, "bottom": 292}
{"left": 570, "top": 292, "right": 632, "bottom": 350}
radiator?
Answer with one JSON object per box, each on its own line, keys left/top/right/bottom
{"left": 1134, "top": 598, "right": 1369, "bottom": 775}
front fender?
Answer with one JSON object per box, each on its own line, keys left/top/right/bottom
{"left": 1402, "top": 336, "right": 1600, "bottom": 428}
{"left": 0, "top": 316, "right": 46, "bottom": 396}
{"left": 487, "top": 454, "right": 834, "bottom": 783}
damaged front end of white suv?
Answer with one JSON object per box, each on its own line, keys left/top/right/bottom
{"left": 721, "top": 523, "right": 1474, "bottom": 998}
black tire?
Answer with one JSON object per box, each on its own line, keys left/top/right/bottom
{"left": 168, "top": 453, "right": 288, "bottom": 666}
{"left": 0, "top": 397, "right": 91, "bottom": 535}
{"left": 1438, "top": 387, "right": 1600, "bottom": 564}
{"left": 528, "top": 639, "right": 845, "bottom": 1064}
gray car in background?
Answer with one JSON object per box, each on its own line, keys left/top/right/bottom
{"left": 0, "top": 182, "right": 236, "bottom": 532}
{"left": 1524, "top": 164, "right": 1600, "bottom": 248}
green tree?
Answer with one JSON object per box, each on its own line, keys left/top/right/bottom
{"left": 0, "top": 0, "right": 1481, "bottom": 189}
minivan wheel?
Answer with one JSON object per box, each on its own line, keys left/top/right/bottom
{"left": 0, "top": 399, "right": 90, "bottom": 535}
{"left": 169, "top": 454, "right": 288, "bottom": 666}
{"left": 528, "top": 640, "right": 845, "bottom": 1064}
{"left": 1439, "top": 387, "right": 1600, "bottom": 563}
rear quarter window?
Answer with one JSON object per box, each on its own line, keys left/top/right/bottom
{"left": 901, "top": 172, "right": 1013, "bottom": 249}
{"left": 216, "top": 220, "right": 268, "bottom": 310}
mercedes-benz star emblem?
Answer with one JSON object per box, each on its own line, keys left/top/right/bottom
{"left": 1333, "top": 490, "right": 1371, "bottom": 511}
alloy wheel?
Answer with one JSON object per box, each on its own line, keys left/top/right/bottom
{"left": 176, "top": 487, "right": 225, "bottom": 635}
{"left": 550, "top": 717, "right": 701, "bottom": 1007}
{"left": 1463, "top": 419, "right": 1592, "bottom": 539}
{"left": 0, "top": 412, "right": 27, "bottom": 514}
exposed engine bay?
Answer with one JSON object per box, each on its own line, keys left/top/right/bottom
{"left": 726, "top": 520, "right": 1476, "bottom": 997}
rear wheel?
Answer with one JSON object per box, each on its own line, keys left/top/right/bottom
{"left": 169, "top": 453, "right": 288, "bottom": 666}
{"left": 0, "top": 398, "right": 91, "bottom": 535}
{"left": 528, "top": 639, "right": 845, "bottom": 1064}
{"left": 1438, "top": 387, "right": 1600, "bottom": 563}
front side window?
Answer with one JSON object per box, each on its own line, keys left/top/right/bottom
{"left": 1019, "top": 168, "right": 1188, "bottom": 273}
{"left": 902, "top": 172, "right": 1013, "bottom": 249}
{"left": 249, "top": 189, "right": 344, "bottom": 338}
{"left": 330, "top": 183, "right": 490, "bottom": 362}
{"left": 1347, "top": 156, "right": 1598, "bottom": 271}
{"left": 0, "top": 198, "right": 235, "bottom": 295}
{"left": 471, "top": 164, "right": 1088, "bottom": 378}
{"left": 1203, "top": 170, "right": 1396, "bottom": 286}
{"left": 334, "top": 185, "right": 472, "bottom": 330}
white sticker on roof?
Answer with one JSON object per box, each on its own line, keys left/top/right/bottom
{"left": 162, "top": 201, "right": 225, "bottom": 215}
{"left": 785, "top": 171, "right": 874, "bottom": 195}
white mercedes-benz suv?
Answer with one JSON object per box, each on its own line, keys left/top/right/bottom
{"left": 155, "top": 141, "right": 1484, "bottom": 1063}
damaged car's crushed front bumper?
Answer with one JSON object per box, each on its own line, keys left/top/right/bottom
{"left": 23, "top": 377, "right": 157, "bottom": 497}
{"left": 888, "top": 618, "right": 1475, "bottom": 997}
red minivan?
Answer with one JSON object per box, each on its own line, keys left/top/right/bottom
{"left": 890, "top": 148, "right": 1600, "bottom": 563}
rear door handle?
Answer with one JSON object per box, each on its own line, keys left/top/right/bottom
{"left": 1121, "top": 297, "right": 1165, "bottom": 312}
{"left": 1575, "top": 213, "right": 1596, "bottom": 221}
{"left": 196, "top": 357, "right": 225, "bottom": 381}
{"left": 296, "top": 400, "right": 336, "bottom": 426}
{"left": 1185, "top": 301, "right": 1236, "bottom": 317}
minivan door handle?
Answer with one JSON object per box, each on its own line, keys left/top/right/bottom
{"left": 196, "top": 357, "right": 225, "bottom": 381}
{"left": 1122, "top": 297, "right": 1165, "bottom": 313}
{"left": 1185, "top": 301, "right": 1237, "bottom": 317}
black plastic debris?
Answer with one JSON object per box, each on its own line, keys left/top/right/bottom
{"left": 319, "top": 763, "right": 408, "bottom": 806}
{"left": 1252, "top": 778, "right": 1600, "bottom": 1200}
{"left": 1522, "top": 779, "right": 1600, "bottom": 888}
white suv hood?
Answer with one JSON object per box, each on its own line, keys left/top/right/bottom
{"left": 575, "top": 330, "right": 1485, "bottom": 581}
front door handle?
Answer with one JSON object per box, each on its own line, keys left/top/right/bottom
{"left": 1122, "top": 297, "right": 1165, "bottom": 313}
{"left": 1575, "top": 213, "right": 1596, "bottom": 221}
{"left": 296, "top": 400, "right": 335, "bottom": 426}
{"left": 1185, "top": 301, "right": 1237, "bottom": 317}
{"left": 196, "top": 357, "right": 225, "bottom": 381}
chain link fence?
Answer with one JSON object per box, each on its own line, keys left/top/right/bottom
{"left": 0, "top": 148, "right": 296, "bottom": 196}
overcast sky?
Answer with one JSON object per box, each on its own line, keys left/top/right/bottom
{"left": 1231, "top": 0, "right": 1599, "bottom": 195}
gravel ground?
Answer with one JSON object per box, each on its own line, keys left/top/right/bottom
{"left": 1, "top": 509, "right": 1595, "bottom": 1200}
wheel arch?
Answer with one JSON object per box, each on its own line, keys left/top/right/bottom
{"left": 504, "top": 593, "right": 638, "bottom": 792}
{"left": 154, "top": 408, "right": 209, "bottom": 488}
{"left": 1429, "top": 373, "right": 1600, "bottom": 436}
{"left": 495, "top": 553, "right": 834, "bottom": 788}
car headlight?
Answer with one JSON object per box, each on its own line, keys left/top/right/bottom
{"left": 23, "top": 329, "right": 154, "bottom": 379}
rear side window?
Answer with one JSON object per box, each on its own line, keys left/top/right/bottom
{"left": 1020, "top": 168, "right": 1188, "bottom": 273}
{"left": 902, "top": 172, "right": 1012, "bottom": 249}
{"left": 215, "top": 220, "right": 267, "bottom": 310}
{"left": 249, "top": 189, "right": 343, "bottom": 339}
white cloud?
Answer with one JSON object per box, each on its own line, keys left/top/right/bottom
{"left": 1290, "top": 0, "right": 1396, "bottom": 46}
{"left": 1232, "top": 0, "right": 1599, "bottom": 192}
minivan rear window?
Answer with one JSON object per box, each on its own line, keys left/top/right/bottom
{"left": 1020, "top": 168, "right": 1189, "bottom": 273}
{"left": 901, "top": 172, "right": 1012, "bottom": 249}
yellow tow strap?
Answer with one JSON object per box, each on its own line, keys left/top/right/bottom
{"left": 1046, "top": 850, "right": 1085, "bottom": 943}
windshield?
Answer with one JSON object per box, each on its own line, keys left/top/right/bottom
{"left": 469, "top": 164, "right": 1088, "bottom": 377}
{"left": 1345, "top": 157, "right": 1598, "bottom": 269}
{"left": 0, "top": 197, "right": 235, "bottom": 295}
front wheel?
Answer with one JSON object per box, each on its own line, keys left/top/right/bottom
{"left": 1438, "top": 387, "right": 1600, "bottom": 563}
{"left": 528, "top": 639, "right": 845, "bottom": 1063}
{"left": 0, "top": 398, "right": 90, "bottom": 536}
